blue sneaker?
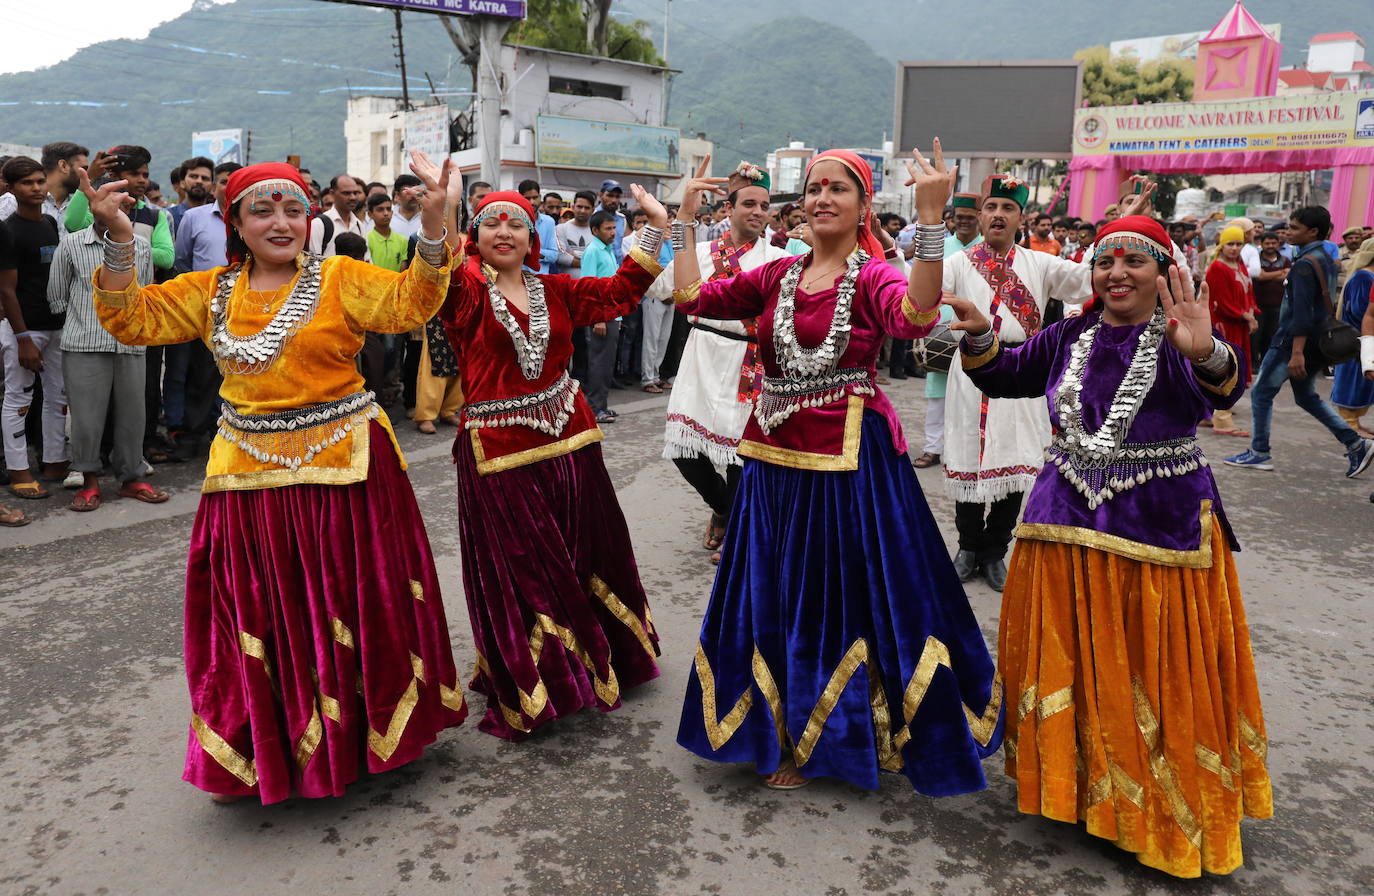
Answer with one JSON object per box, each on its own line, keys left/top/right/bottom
{"left": 1223, "top": 450, "right": 1274, "bottom": 471}
{"left": 1346, "top": 439, "right": 1373, "bottom": 479}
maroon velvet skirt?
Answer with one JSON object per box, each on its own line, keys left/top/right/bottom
{"left": 183, "top": 422, "right": 466, "bottom": 803}
{"left": 455, "top": 435, "right": 660, "bottom": 740}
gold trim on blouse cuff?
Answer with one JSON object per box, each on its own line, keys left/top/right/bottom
{"left": 901, "top": 297, "right": 940, "bottom": 327}
{"left": 628, "top": 246, "right": 664, "bottom": 278}
{"left": 672, "top": 280, "right": 702, "bottom": 305}
{"left": 960, "top": 334, "right": 1001, "bottom": 370}
{"left": 91, "top": 269, "right": 139, "bottom": 308}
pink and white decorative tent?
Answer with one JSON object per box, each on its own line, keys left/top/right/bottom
{"left": 1068, "top": 2, "right": 1374, "bottom": 232}
{"left": 1193, "top": 1, "right": 1281, "bottom": 101}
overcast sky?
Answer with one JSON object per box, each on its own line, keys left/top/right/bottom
{"left": 1, "top": 0, "right": 220, "bottom": 74}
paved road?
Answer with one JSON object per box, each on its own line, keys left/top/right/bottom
{"left": 2, "top": 377, "right": 1371, "bottom": 896}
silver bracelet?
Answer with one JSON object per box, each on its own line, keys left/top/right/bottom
{"left": 103, "top": 236, "right": 136, "bottom": 274}
{"left": 1193, "top": 337, "right": 1231, "bottom": 376}
{"left": 415, "top": 228, "right": 448, "bottom": 266}
{"left": 963, "top": 329, "right": 996, "bottom": 353}
{"left": 670, "top": 220, "right": 696, "bottom": 252}
{"left": 636, "top": 224, "right": 664, "bottom": 258}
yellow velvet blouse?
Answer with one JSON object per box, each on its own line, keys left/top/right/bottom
{"left": 95, "top": 251, "right": 451, "bottom": 492}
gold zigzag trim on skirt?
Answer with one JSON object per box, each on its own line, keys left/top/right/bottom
{"left": 692, "top": 635, "right": 1003, "bottom": 769}
{"left": 1132, "top": 676, "right": 1203, "bottom": 849}
{"left": 196, "top": 604, "right": 460, "bottom": 777}
{"left": 191, "top": 714, "right": 258, "bottom": 787}
{"left": 473, "top": 576, "right": 658, "bottom": 732}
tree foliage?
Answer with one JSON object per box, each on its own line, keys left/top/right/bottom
{"left": 1074, "top": 45, "right": 1193, "bottom": 106}
{"left": 508, "top": 0, "right": 663, "bottom": 65}
{"left": 1071, "top": 46, "right": 1201, "bottom": 217}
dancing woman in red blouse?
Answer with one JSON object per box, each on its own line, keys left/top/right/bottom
{"left": 440, "top": 189, "right": 669, "bottom": 739}
{"left": 671, "top": 145, "right": 1004, "bottom": 792}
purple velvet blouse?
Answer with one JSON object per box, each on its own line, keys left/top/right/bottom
{"left": 962, "top": 312, "right": 1245, "bottom": 567}
{"left": 677, "top": 255, "right": 937, "bottom": 471}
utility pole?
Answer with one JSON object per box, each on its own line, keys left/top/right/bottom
{"left": 475, "top": 16, "right": 513, "bottom": 186}
{"left": 394, "top": 10, "right": 411, "bottom": 112}
{"left": 663, "top": 0, "right": 671, "bottom": 64}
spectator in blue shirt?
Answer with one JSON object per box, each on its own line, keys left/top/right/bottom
{"left": 583, "top": 210, "right": 621, "bottom": 423}
{"left": 519, "top": 178, "right": 559, "bottom": 273}
{"left": 596, "top": 179, "right": 628, "bottom": 264}
{"left": 1226, "top": 205, "right": 1372, "bottom": 477}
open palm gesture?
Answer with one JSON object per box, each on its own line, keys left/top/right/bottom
{"left": 1159, "top": 265, "right": 1213, "bottom": 358}
{"left": 903, "top": 138, "right": 958, "bottom": 224}
{"left": 408, "top": 150, "right": 452, "bottom": 239}
{"left": 77, "top": 168, "right": 135, "bottom": 242}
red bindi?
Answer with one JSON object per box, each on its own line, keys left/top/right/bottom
{"left": 271, "top": 191, "right": 283, "bottom": 202}
{"left": 498, "top": 212, "right": 509, "bottom": 220}
{"left": 820, "top": 178, "right": 830, "bottom": 186}
{"left": 1113, "top": 247, "right": 1125, "bottom": 257}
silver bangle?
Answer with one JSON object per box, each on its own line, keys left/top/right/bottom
{"left": 914, "top": 245, "right": 944, "bottom": 262}
{"left": 636, "top": 224, "right": 664, "bottom": 258}
{"left": 415, "top": 228, "right": 448, "bottom": 266}
{"left": 1193, "top": 337, "right": 1231, "bottom": 375}
{"left": 670, "top": 220, "right": 696, "bottom": 252}
{"left": 103, "top": 236, "right": 136, "bottom": 274}
{"left": 963, "top": 329, "right": 995, "bottom": 352}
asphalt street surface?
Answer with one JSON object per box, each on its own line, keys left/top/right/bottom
{"left": 2, "top": 375, "right": 1371, "bottom": 896}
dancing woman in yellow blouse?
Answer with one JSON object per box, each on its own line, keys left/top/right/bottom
{"left": 82, "top": 154, "right": 467, "bottom": 803}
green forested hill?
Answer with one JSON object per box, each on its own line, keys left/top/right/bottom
{"left": 667, "top": 17, "right": 895, "bottom": 166}
{"left": 0, "top": 0, "right": 469, "bottom": 178}
{"left": 0, "top": 0, "right": 1362, "bottom": 181}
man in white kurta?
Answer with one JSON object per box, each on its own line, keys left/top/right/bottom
{"left": 940, "top": 175, "right": 1093, "bottom": 590}
{"left": 647, "top": 169, "right": 792, "bottom": 558}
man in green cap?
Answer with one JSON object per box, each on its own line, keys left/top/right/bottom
{"left": 939, "top": 174, "right": 1095, "bottom": 591}
{"left": 946, "top": 193, "right": 983, "bottom": 257}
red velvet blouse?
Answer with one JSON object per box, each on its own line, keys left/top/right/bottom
{"left": 441, "top": 248, "right": 662, "bottom": 474}
{"left": 676, "top": 255, "right": 938, "bottom": 470}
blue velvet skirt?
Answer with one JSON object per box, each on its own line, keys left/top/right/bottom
{"left": 677, "top": 412, "right": 1004, "bottom": 795}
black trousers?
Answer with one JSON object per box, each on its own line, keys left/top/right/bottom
{"left": 954, "top": 492, "right": 1024, "bottom": 563}
{"left": 673, "top": 454, "right": 741, "bottom": 519}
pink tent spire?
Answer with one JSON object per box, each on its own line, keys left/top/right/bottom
{"left": 1193, "top": 1, "right": 1282, "bottom": 99}
{"left": 1201, "top": 1, "right": 1272, "bottom": 43}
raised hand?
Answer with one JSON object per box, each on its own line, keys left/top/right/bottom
{"left": 409, "top": 150, "right": 452, "bottom": 240}
{"left": 77, "top": 167, "right": 134, "bottom": 242}
{"left": 1118, "top": 176, "right": 1158, "bottom": 217}
{"left": 942, "top": 292, "right": 991, "bottom": 336}
{"left": 629, "top": 183, "right": 669, "bottom": 228}
{"left": 1158, "top": 265, "right": 1214, "bottom": 359}
{"left": 904, "top": 139, "right": 958, "bottom": 225}
{"left": 676, "top": 155, "right": 728, "bottom": 223}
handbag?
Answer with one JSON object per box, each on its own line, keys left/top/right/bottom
{"left": 912, "top": 320, "right": 959, "bottom": 374}
{"left": 1299, "top": 254, "right": 1360, "bottom": 367}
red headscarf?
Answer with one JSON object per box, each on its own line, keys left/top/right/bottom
{"left": 1083, "top": 215, "right": 1176, "bottom": 314}
{"left": 1092, "top": 215, "right": 1174, "bottom": 262}
{"left": 802, "top": 149, "right": 886, "bottom": 260}
{"left": 223, "top": 162, "right": 315, "bottom": 265}
{"left": 466, "top": 190, "right": 542, "bottom": 275}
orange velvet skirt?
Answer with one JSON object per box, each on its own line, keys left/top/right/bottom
{"left": 999, "top": 519, "right": 1273, "bottom": 878}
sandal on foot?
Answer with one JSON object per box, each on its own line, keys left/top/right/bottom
{"left": 1212, "top": 428, "right": 1251, "bottom": 437}
{"left": 7, "top": 481, "right": 49, "bottom": 500}
{"left": 118, "top": 482, "right": 169, "bottom": 504}
{"left": 417, "top": 420, "right": 437, "bottom": 434}
{"left": 642, "top": 383, "right": 663, "bottom": 393}
{"left": 0, "top": 505, "right": 30, "bottom": 527}
{"left": 69, "top": 487, "right": 102, "bottom": 512}
{"left": 595, "top": 410, "right": 617, "bottom": 424}
{"left": 704, "top": 512, "right": 726, "bottom": 550}
{"left": 762, "top": 760, "right": 811, "bottom": 791}
{"left": 710, "top": 550, "right": 721, "bottom": 566}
